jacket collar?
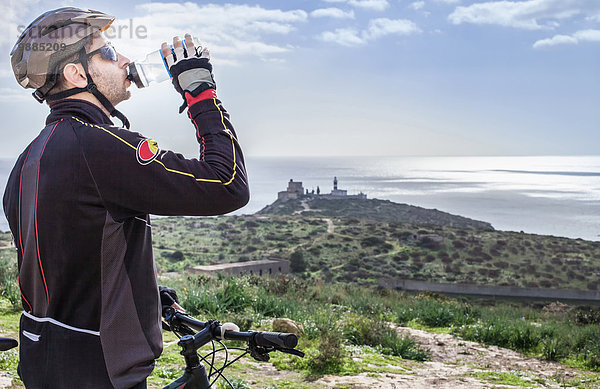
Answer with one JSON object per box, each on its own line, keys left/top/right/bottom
{"left": 46, "top": 98, "right": 114, "bottom": 126}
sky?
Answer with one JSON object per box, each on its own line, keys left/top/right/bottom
{"left": 0, "top": 0, "right": 598, "bottom": 158}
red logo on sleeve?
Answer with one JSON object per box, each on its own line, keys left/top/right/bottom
{"left": 136, "top": 139, "right": 160, "bottom": 165}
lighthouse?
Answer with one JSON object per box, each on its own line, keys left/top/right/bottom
{"left": 331, "top": 176, "right": 347, "bottom": 197}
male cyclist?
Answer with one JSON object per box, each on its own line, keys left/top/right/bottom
{"left": 4, "top": 7, "right": 249, "bottom": 389}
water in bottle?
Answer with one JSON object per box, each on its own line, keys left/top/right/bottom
{"left": 127, "top": 48, "right": 171, "bottom": 88}
{"left": 127, "top": 38, "right": 200, "bottom": 88}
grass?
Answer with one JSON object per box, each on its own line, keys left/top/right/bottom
{"left": 552, "top": 373, "right": 600, "bottom": 389}
{"left": 1, "top": 270, "right": 600, "bottom": 387}
{"left": 467, "top": 371, "right": 539, "bottom": 387}
{"left": 0, "top": 297, "right": 23, "bottom": 387}
{"left": 162, "top": 274, "right": 600, "bottom": 373}
{"left": 0, "top": 249, "right": 20, "bottom": 310}
{"left": 341, "top": 314, "right": 429, "bottom": 361}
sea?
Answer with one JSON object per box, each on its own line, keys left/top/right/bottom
{"left": 1, "top": 155, "right": 599, "bottom": 241}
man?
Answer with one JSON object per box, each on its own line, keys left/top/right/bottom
{"left": 4, "top": 7, "right": 249, "bottom": 389}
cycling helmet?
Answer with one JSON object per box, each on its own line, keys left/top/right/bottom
{"left": 10, "top": 7, "right": 130, "bottom": 128}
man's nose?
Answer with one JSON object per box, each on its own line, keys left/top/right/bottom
{"left": 118, "top": 52, "right": 130, "bottom": 69}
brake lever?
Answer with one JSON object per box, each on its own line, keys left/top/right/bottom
{"left": 162, "top": 307, "right": 195, "bottom": 336}
{"left": 247, "top": 341, "right": 305, "bottom": 361}
{"left": 248, "top": 345, "right": 271, "bottom": 362}
{"left": 276, "top": 347, "right": 305, "bottom": 358}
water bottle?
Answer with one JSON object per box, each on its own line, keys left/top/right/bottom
{"left": 127, "top": 38, "right": 200, "bottom": 88}
{"left": 127, "top": 49, "right": 171, "bottom": 88}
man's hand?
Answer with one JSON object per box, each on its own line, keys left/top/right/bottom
{"left": 161, "top": 33, "right": 216, "bottom": 112}
{"left": 159, "top": 285, "right": 185, "bottom": 312}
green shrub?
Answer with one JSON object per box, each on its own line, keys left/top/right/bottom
{"left": 251, "top": 289, "right": 296, "bottom": 318}
{"left": 395, "top": 306, "right": 417, "bottom": 325}
{"left": 0, "top": 348, "right": 19, "bottom": 378}
{"left": 454, "top": 319, "right": 540, "bottom": 352}
{"left": 301, "top": 308, "right": 343, "bottom": 340}
{"left": 540, "top": 337, "right": 569, "bottom": 361}
{"left": 284, "top": 307, "right": 353, "bottom": 376}
{"left": 573, "top": 326, "right": 600, "bottom": 369}
{"left": 290, "top": 250, "right": 306, "bottom": 273}
{"left": 0, "top": 255, "right": 20, "bottom": 309}
{"left": 342, "top": 314, "right": 429, "bottom": 361}
{"left": 575, "top": 309, "right": 600, "bottom": 325}
{"left": 346, "top": 289, "right": 388, "bottom": 318}
{"left": 308, "top": 327, "right": 347, "bottom": 374}
{"left": 412, "top": 295, "right": 476, "bottom": 328}
{"left": 182, "top": 277, "right": 249, "bottom": 316}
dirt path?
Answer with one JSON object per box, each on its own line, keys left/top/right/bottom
{"left": 293, "top": 200, "right": 311, "bottom": 215}
{"left": 324, "top": 218, "right": 335, "bottom": 233}
{"left": 316, "top": 325, "right": 595, "bottom": 388}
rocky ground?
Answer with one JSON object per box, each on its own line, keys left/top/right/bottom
{"left": 316, "top": 326, "right": 594, "bottom": 388}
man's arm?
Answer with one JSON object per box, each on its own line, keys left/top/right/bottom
{"left": 74, "top": 35, "right": 249, "bottom": 220}
{"left": 73, "top": 93, "right": 248, "bottom": 219}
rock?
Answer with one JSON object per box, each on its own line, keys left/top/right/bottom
{"left": 542, "top": 301, "right": 572, "bottom": 314}
{"left": 0, "top": 375, "right": 12, "bottom": 388}
{"left": 272, "top": 318, "right": 304, "bottom": 336}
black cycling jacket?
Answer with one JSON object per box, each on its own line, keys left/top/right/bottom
{"left": 3, "top": 96, "right": 249, "bottom": 388}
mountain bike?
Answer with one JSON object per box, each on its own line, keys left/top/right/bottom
{"left": 0, "top": 306, "right": 304, "bottom": 389}
{"left": 160, "top": 305, "right": 304, "bottom": 388}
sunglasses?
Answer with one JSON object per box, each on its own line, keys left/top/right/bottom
{"left": 86, "top": 43, "right": 118, "bottom": 62}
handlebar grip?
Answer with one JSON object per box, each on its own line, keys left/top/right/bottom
{"left": 254, "top": 332, "right": 298, "bottom": 349}
{"left": 0, "top": 338, "right": 18, "bottom": 351}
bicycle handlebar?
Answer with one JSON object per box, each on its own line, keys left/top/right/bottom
{"left": 254, "top": 331, "right": 297, "bottom": 349}
{"left": 0, "top": 338, "right": 18, "bottom": 352}
{"left": 162, "top": 307, "right": 300, "bottom": 351}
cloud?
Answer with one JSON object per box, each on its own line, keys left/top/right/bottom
{"left": 587, "top": 12, "right": 600, "bottom": 22}
{"left": 0, "top": 61, "right": 14, "bottom": 78}
{"left": 410, "top": 1, "right": 426, "bottom": 11}
{"left": 349, "top": 0, "right": 389, "bottom": 11}
{"left": 532, "top": 34, "right": 577, "bottom": 48}
{"left": 311, "top": 8, "right": 355, "bottom": 19}
{"left": 448, "top": 0, "right": 600, "bottom": 30}
{"left": 320, "top": 28, "right": 364, "bottom": 46}
{"left": 364, "top": 18, "right": 421, "bottom": 39}
{"left": 0, "top": 0, "right": 42, "bottom": 48}
{"left": 106, "top": 2, "right": 307, "bottom": 64}
{"left": 320, "top": 18, "right": 420, "bottom": 46}
{"left": 323, "top": 0, "right": 389, "bottom": 12}
{"left": 533, "top": 29, "right": 600, "bottom": 48}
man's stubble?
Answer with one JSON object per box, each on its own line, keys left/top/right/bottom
{"left": 89, "top": 62, "right": 131, "bottom": 106}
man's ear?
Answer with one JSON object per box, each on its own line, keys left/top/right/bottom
{"left": 62, "top": 63, "right": 88, "bottom": 88}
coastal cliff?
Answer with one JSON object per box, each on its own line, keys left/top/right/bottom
{"left": 258, "top": 197, "right": 494, "bottom": 230}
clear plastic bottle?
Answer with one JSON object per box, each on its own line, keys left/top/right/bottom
{"left": 127, "top": 39, "right": 200, "bottom": 88}
{"left": 127, "top": 48, "right": 171, "bottom": 88}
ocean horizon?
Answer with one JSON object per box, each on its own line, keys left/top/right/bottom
{"left": 1, "top": 155, "right": 599, "bottom": 241}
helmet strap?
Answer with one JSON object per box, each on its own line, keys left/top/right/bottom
{"left": 43, "top": 48, "right": 130, "bottom": 129}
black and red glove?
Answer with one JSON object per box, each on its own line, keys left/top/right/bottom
{"left": 162, "top": 34, "right": 216, "bottom": 113}
{"left": 158, "top": 285, "right": 179, "bottom": 307}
